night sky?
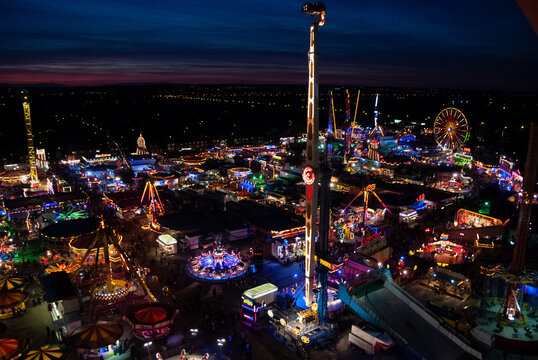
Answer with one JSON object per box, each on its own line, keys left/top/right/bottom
{"left": 1, "top": 0, "right": 537, "bottom": 89}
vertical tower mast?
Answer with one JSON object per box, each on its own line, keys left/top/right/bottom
{"left": 302, "top": 2, "right": 325, "bottom": 307}
{"left": 512, "top": 122, "right": 538, "bottom": 274}
{"left": 505, "top": 122, "right": 538, "bottom": 321}
{"left": 21, "top": 90, "right": 39, "bottom": 186}
{"left": 370, "top": 93, "right": 384, "bottom": 137}
{"left": 373, "top": 94, "right": 379, "bottom": 127}
{"left": 326, "top": 91, "right": 335, "bottom": 163}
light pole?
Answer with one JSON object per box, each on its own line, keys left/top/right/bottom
{"left": 144, "top": 341, "right": 152, "bottom": 360}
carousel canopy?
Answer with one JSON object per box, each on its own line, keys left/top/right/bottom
{"left": 125, "top": 303, "right": 177, "bottom": 329}
{"left": 0, "top": 277, "right": 23, "bottom": 292}
{"left": 0, "top": 292, "right": 27, "bottom": 308}
{"left": 73, "top": 321, "right": 123, "bottom": 349}
{"left": 135, "top": 305, "right": 168, "bottom": 323}
{"left": 0, "top": 338, "right": 19, "bottom": 358}
{"left": 24, "top": 345, "right": 65, "bottom": 360}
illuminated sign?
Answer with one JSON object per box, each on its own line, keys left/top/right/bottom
{"left": 243, "top": 298, "right": 254, "bottom": 307}
{"left": 366, "top": 184, "right": 376, "bottom": 191}
{"left": 302, "top": 166, "right": 315, "bottom": 185}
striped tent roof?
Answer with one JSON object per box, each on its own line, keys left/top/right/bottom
{"left": 73, "top": 321, "right": 123, "bottom": 349}
{"left": 0, "top": 338, "right": 19, "bottom": 358}
{"left": 24, "top": 345, "right": 65, "bottom": 360}
{"left": 0, "top": 277, "right": 23, "bottom": 292}
{"left": 0, "top": 292, "right": 27, "bottom": 308}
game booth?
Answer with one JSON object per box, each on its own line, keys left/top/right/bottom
{"left": 241, "top": 283, "right": 278, "bottom": 329}
{"left": 156, "top": 234, "right": 177, "bottom": 255}
{"left": 269, "top": 227, "right": 305, "bottom": 264}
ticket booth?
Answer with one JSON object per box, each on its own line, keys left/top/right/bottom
{"left": 157, "top": 234, "right": 177, "bottom": 254}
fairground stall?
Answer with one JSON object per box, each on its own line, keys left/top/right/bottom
{"left": 269, "top": 227, "right": 305, "bottom": 264}
{"left": 156, "top": 234, "right": 177, "bottom": 255}
{"left": 241, "top": 283, "right": 277, "bottom": 329}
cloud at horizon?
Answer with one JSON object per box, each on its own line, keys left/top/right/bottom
{"left": 1, "top": 0, "right": 537, "bottom": 89}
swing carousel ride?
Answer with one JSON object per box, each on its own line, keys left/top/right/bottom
{"left": 187, "top": 241, "right": 249, "bottom": 282}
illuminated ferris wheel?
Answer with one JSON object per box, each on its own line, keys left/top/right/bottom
{"left": 433, "top": 107, "right": 469, "bottom": 151}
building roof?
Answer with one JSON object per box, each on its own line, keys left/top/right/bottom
{"left": 4, "top": 192, "right": 88, "bottom": 212}
{"left": 227, "top": 200, "right": 304, "bottom": 231}
{"left": 243, "top": 283, "right": 277, "bottom": 300}
{"left": 41, "top": 218, "right": 100, "bottom": 238}
{"left": 157, "top": 234, "right": 177, "bottom": 245}
{"left": 40, "top": 271, "right": 77, "bottom": 302}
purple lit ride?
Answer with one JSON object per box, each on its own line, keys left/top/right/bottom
{"left": 187, "top": 244, "right": 249, "bottom": 281}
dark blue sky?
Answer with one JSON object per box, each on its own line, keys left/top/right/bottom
{"left": 1, "top": 0, "right": 537, "bottom": 88}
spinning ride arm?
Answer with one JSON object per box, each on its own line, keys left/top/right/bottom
{"left": 371, "top": 190, "right": 392, "bottom": 214}
{"left": 108, "top": 232, "right": 158, "bottom": 302}
{"left": 106, "top": 133, "right": 133, "bottom": 172}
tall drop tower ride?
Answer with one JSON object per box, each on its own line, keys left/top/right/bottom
{"left": 301, "top": 2, "right": 325, "bottom": 307}
{"left": 503, "top": 122, "right": 538, "bottom": 321}
{"left": 21, "top": 90, "right": 39, "bottom": 187}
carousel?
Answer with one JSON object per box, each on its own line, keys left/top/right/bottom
{"left": 124, "top": 303, "right": 178, "bottom": 340}
{"left": 0, "top": 292, "right": 28, "bottom": 319}
{"left": 73, "top": 321, "right": 123, "bottom": 359}
{"left": 72, "top": 221, "right": 130, "bottom": 305}
{"left": 187, "top": 242, "right": 248, "bottom": 282}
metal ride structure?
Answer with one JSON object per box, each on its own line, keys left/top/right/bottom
{"left": 350, "top": 90, "right": 361, "bottom": 138}
{"left": 21, "top": 90, "right": 39, "bottom": 187}
{"left": 325, "top": 91, "right": 336, "bottom": 163}
{"left": 505, "top": 122, "right": 538, "bottom": 322}
{"left": 341, "top": 90, "right": 361, "bottom": 160}
{"left": 76, "top": 218, "right": 157, "bottom": 312}
{"left": 341, "top": 184, "right": 392, "bottom": 228}
{"left": 369, "top": 94, "right": 384, "bottom": 138}
{"left": 302, "top": 1, "right": 325, "bottom": 307}
{"left": 433, "top": 107, "right": 470, "bottom": 151}
{"left": 140, "top": 180, "right": 165, "bottom": 229}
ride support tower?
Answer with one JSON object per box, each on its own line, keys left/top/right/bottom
{"left": 504, "top": 122, "right": 538, "bottom": 321}
{"left": 21, "top": 90, "right": 39, "bottom": 186}
{"left": 302, "top": 2, "right": 325, "bottom": 307}
{"left": 512, "top": 122, "right": 538, "bottom": 275}
{"left": 369, "top": 94, "right": 384, "bottom": 138}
